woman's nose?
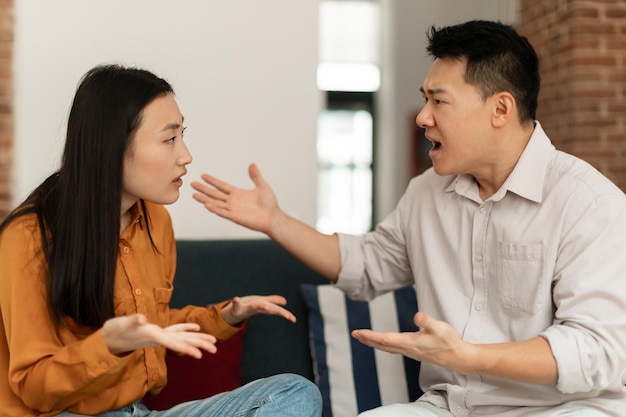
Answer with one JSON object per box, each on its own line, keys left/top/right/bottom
{"left": 179, "top": 141, "right": 193, "bottom": 165}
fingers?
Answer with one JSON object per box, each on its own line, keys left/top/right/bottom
{"left": 248, "top": 163, "right": 264, "bottom": 186}
{"left": 199, "top": 173, "right": 234, "bottom": 194}
{"left": 229, "top": 295, "right": 296, "bottom": 323}
{"left": 156, "top": 326, "right": 218, "bottom": 358}
{"left": 262, "top": 295, "right": 287, "bottom": 306}
{"left": 413, "top": 311, "right": 436, "bottom": 333}
{"left": 279, "top": 309, "right": 297, "bottom": 323}
{"left": 190, "top": 181, "right": 228, "bottom": 203}
{"left": 254, "top": 296, "right": 295, "bottom": 323}
{"left": 257, "top": 302, "right": 296, "bottom": 323}
{"left": 192, "top": 192, "right": 229, "bottom": 212}
{"left": 165, "top": 322, "right": 202, "bottom": 333}
{"left": 351, "top": 329, "right": 405, "bottom": 355}
{"left": 174, "top": 332, "right": 218, "bottom": 355}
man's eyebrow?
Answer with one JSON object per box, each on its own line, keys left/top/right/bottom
{"left": 420, "top": 87, "right": 447, "bottom": 95}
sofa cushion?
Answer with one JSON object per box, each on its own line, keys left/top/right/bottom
{"left": 301, "top": 284, "right": 423, "bottom": 417}
{"left": 142, "top": 325, "right": 246, "bottom": 410}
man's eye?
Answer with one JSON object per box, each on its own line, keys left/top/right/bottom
{"left": 165, "top": 137, "right": 175, "bottom": 144}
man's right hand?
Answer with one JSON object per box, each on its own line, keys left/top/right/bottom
{"left": 191, "top": 163, "right": 279, "bottom": 235}
{"left": 191, "top": 163, "right": 342, "bottom": 281}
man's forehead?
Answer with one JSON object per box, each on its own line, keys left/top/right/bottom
{"left": 421, "top": 58, "right": 467, "bottom": 93}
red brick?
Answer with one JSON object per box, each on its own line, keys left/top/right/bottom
{"left": 568, "top": 55, "right": 617, "bottom": 66}
{"left": 605, "top": 7, "right": 626, "bottom": 19}
{"left": 570, "top": 23, "right": 619, "bottom": 36}
{"left": 565, "top": 7, "right": 600, "bottom": 19}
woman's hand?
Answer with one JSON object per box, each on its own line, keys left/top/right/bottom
{"left": 102, "top": 314, "right": 217, "bottom": 359}
{"left": 221, "top": 295, "right": 296, "bottom": 326}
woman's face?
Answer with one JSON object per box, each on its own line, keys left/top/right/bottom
{"left": 121, "top": 94, "right": 192, "bottom": 211}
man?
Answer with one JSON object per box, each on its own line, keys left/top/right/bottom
{"left": 191, "top": 20, "right": 626, "bottom": 417}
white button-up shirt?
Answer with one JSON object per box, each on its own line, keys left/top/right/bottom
{"left": 337, "top": 123, "right": 626, "bottom": 416}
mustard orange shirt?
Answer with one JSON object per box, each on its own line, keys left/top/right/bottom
{"left": 0, "top": 202, "right": 240, "bottom": 416}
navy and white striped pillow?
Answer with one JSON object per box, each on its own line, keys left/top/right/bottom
{"left": 301, "top": 284, "right": 422, "bottom": 417}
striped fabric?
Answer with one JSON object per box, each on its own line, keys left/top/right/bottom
{"left": 301, "top": 284, "right": 422, "bottom": 417}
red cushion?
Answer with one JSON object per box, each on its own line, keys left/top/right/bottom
{"left": 143, "top": 325, "right": 246, "bottom": 411}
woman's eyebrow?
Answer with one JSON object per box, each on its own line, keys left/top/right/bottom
{"left": 160, "top": 116, "right": 185, "bottom": 132}
{"left": 160, "top": 123, "right": 181, "bottom": 132}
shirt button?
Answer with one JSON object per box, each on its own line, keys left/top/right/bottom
{"left": 475, "top": 254, "right": 483, "bottom": 262}
{"left": 123, "top": 247, "right": 130, "bottom": 253}
{"left": 475, "top": 304, "right": 483, "bottom": 311}
{"left": 479, "top": 207, "right": 486, "bottom": 214}
{"left": 135, "top": 288, "right": 142, "bottom": 296}
{"left": 455, "top": 405, "right": 463, "bottom": 412}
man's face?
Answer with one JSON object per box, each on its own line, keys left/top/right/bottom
{"left": 416, "top": 57, "right": 496, "bottom": 178}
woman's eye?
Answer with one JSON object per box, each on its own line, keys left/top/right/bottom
{"left": 165, "top": 137, "right": 175, "bottom": 144}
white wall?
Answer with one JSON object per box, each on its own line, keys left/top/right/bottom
{"left": 13, "top": 0, "right": 320, "bottom": 239}
{"left": 13, "top": 0, "right": 518, "bottom": 238}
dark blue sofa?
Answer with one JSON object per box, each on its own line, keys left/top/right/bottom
{"left": 170, "top": 238, "right": 327, "bottom": 384}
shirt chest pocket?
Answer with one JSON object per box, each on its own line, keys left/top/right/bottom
{"left": 153, "top": 284, "right": 173, "bottom": 327}
{"left": 496, "top": 241, "right": 546, "bottom": 314}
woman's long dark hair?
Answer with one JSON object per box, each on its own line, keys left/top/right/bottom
{"left": 0, "top": 64, "right": 173, "bottom": 328}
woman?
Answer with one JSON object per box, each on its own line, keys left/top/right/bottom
{"left": 0, "top": 65, "right": 322, "bottom": 416}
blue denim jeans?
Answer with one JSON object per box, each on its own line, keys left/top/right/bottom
{"left": 56, "top": 373, "right": 322, "bottom": 417}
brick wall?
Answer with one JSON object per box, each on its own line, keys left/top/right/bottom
{"left": 518, "top": 0, "right": 626, "bottom": 192}
{"left": 0, "top": 0, "right": 11, "bottom": 219}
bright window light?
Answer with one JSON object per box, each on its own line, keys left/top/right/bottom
{"left": 318, "top": 0, "right": 380, "bottom": 92}
{"left": 317, "top": 62, "right": 380, "bottom": 92}
{"left": 317, "top": 109, "right": 373, "bottom": 234}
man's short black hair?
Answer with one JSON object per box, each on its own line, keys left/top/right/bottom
{"left": 427, "top": 20, "right": 540, "bottom": 124}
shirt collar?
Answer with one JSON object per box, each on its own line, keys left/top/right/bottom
{"left": 129, "top": 202, "right": 143, "bottom": 225}
{"left": 121, "top": 202, "right": 145, "bottom": 240}
{"left": 448, "top": 121, "right": 555, "bottom": 203}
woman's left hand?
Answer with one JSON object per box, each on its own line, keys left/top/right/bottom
{"left": 221, "top": 295, "right": 296, "bottom": 326}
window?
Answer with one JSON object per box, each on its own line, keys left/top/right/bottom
{"left": 317, "top": 92, "right": 374, "bottom": 234}
{"left": 317, "top": 0, "right": 380, "bottom": 234}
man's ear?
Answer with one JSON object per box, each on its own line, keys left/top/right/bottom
{"left": 491, "top": 92, "right": 516, "bottom": 128}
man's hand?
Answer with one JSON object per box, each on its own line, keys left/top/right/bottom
{"left": 352, "top": 312, "right": 470, "bottom": 371}
{"left": 102, "top": 314, "right": 217, "bottom": 359}
{"left": 191, "top": 163, "right": 279, "bottom": 234}
{"left": 191, "top": 164, "right": 343, "bottom": 281}
{"left": 352, "top": 311, "right": 558, "bottom": 385}
{"left": 221, "top": 295, "right": 296, "bottom": 326}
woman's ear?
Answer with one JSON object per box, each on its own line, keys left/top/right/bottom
{"left": 491, "top": 92, "right": 516, "bottom": 128}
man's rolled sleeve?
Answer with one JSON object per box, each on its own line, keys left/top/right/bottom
{"left": 335, "top": 233, "right": 368, "bottom": 299}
